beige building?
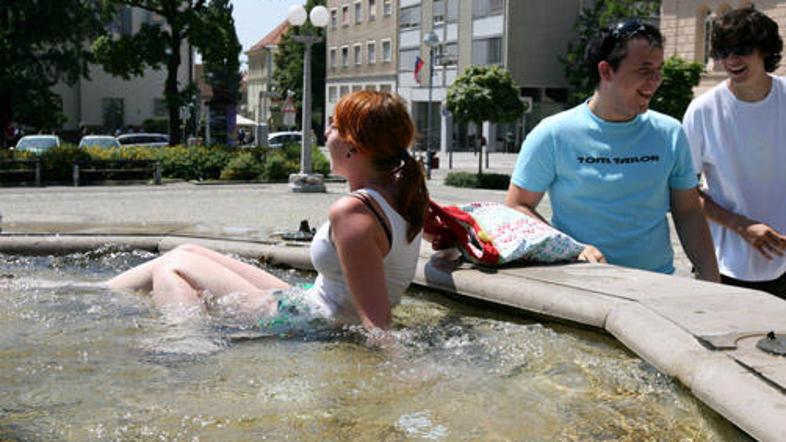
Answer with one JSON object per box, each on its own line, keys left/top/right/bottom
{"left": 245, "top": 21, "right": 289, "bottom": 125}
{"left": 660, "top": 0, "right": 786, "bottom": 94}
{"left": 396, "top": 0, "right": 584, "bottom": 153}
{"left": 325, "top": 0, "right": 399, "bottom": 127}
{"left": 54, "top": 6, "right": 191, "bottom": 132}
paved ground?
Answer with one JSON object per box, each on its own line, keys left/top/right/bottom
{"left": 0, "top": 151, "right": 690, "bottom": 275}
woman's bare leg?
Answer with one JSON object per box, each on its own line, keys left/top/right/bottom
{"left": 174, "top": 244, "right": 290, "bottom": 290}
{"left": 107, "top": 244, "right": 290, "bottom": 293}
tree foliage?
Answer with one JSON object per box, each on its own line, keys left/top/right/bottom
{"left": 0, "top": 0, "right": 107, "bottom": 145}
{"left": 650, "top": 56, "right": 704, "bottom": 119}
{"left": 273, "top": 0, "right": 327, "bottom": 138}
{"left": 562, "top": 0, "right": 660, "bottom": 103}
{"left": 446, "top": 64, "right": 524, "bottom": 174}
{"left": 190, "top": 0, "right": 241, "bottom": 106}
{"left": 93, "top": 0, "right": 211, "bottom": 145}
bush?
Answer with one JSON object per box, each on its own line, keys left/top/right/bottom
{"left": 220, "top": 151, "right": 264, "bottom": 180}
{"left": 262, "top": 150, "right": 294, "bottom": 181}
{"left": 445, "top": 172, "right": 511, "bottom": 190}
{"left": 157, "top": 145, "right": 234, "bottom": 180}
{"left": 40, "top": 144, "right": 91, "bottom": 182}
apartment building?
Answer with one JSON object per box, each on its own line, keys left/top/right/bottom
{"left": 246, "top": 21, "right": 289, "bottom": 124}
{"left": 661, "top": 0, "right": 786, "bottom": 95}
{"left": 324, "top": 0, "right": 399, "bottom": 127}
{"left": 53, "top": 6, "right": 192, "bottom": 132}
{"left": 396, "top": 0, "right": 584, "bottom": 153}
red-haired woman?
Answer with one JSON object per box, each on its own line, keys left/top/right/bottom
{"left": 108, "top": 91, "right": 429, "bottom": 331}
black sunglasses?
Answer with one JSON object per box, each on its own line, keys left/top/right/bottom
{"left": 715, "top": 45, "right": 756, "bottom": 59}
{"left": 610, "top": 19, "right": 647, "bottom": 40}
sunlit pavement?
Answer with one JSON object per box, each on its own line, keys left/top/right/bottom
{"left": 0, "top": 152, "right": 689, "bottom": 275}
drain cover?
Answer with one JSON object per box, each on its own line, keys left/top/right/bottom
{"left": 756, "top": 332, "right": 786, "bottom": 356}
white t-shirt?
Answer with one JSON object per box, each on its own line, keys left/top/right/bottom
{"left": 683, "top": 75, "right": 786, "bottom": 281}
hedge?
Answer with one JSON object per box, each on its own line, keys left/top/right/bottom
{"left": 444, "top": 172, "right": 511, "bottom": 190}
{"left": 0, "top": 143, "right": 331, "bottom": 184}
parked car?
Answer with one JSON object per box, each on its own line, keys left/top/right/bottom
{"left": 78, "top": 135, "right": 121, "bottom": 149}
{"left": 267, "top": 131, "right": 302, "bottom": 149}
{"left": 117, "top": 133, "right": 169, "bottom": 148}
{"left": 12, "top": 135, "right": 61, "bottom": 154}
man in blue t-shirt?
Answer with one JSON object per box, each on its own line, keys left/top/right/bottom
{"left": 506, "top": 20, "right": 719, "bottom": 280}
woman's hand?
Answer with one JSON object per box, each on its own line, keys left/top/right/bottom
{"left": 577, "top": 245, "right": 606, "bottom": 263}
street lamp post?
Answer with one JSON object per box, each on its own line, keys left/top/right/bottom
{"left": 287, "top": 4, "right": 328, "bottom": 193}
{"left": 423, "top": 31, "right": 439, "bottom": 180}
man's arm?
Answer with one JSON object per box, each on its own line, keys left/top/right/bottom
{"left": 505, "top": 183, "right": 605, "bottom": 263}
{"left": 670, "top": 187, "right": 720, "bottom": 282}
{"left": 698, "top": 189, "right": 786, "bottom": 260}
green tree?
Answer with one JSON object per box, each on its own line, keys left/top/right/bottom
{"left": 273, "top": 0, "right": 327, "bottom": 138}
{"left": 190, "top": 0, "right": 242, "bottom": 144}
{"left": 650, "top": 56, "right": 704, "bottom": 119}
{"left": 93, "top": 0, "right": 210, "bottom": 145}
{"left": 0, "top": 1, "right": 107, "bottom": 146}
{"left": 562, "top": 0, "right": 660, "bottom": 103}
{"left": 446, "top": 64, "right": 525, "bottom": 175}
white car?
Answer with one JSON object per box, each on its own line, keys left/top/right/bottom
{"left": 267, "top": 131, "right": 302, "bottom": 149}
{"left": 13, "top": 135, "right": 61, "bottom": 154}
{"left": 78, "top": 135, "right": 121, "bottom": 149}
{"left": 117, "top": 133, "right": 169, "bottom": 148}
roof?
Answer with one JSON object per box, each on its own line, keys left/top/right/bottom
{"left": 247, "top": 20, "right": 289, "bottom": 54}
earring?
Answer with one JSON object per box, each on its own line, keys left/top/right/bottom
{"left": 346, "top": 151, "right": 351, "bottom": 158}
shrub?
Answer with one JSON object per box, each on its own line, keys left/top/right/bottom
{"left": 40, "top": 144, "right": 91, "bottom": 182}
{"left": 445, "top": 172, "right": 511, "bottom": 190}
{"left": 262, "top": 150, "right": 295, "bottom": 181}
{"left": 157, "top": 145, "right": 234, "bottom": 180}
{"left": 220, "top": 151, "right": 264, "bottom": 180}
{"left": 142, "top": 118, "right": 169, "bottom": 134}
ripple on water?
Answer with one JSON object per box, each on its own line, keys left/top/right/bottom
{"left": 0, "top": 250, "right": 749, "bottom": 441}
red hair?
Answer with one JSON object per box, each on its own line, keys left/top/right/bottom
{"left": 333, "top": 91, "right": 428, "bottom": 242}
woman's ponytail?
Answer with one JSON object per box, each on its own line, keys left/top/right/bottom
{"left": 394, "top": 152, "right": 429, "bottom": 242}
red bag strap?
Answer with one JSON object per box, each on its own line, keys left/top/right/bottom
{"left": 424, "top": 200, "right": 500, "bottom": 264}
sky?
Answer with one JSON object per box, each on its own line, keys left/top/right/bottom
{"left": 231, "top": 0, "right": 306, "bottom": 65}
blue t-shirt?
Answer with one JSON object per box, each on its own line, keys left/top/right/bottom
{"left": 511, "top": 103, "right": 698, "bottom": 273}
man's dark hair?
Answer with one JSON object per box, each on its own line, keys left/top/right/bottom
{"left": 711, "top": 6, "right": 783, "bottom": 73}
{"left": 584, "top": 19, "right": 664, "bottom": 89}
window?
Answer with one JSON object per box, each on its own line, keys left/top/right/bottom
{"left": 365, "top": 84, "right": 376, "bottom": 91}
{"left": 102, "top": 98, "right": 124, "bottom": 131}
{"left": 379, "top": 84, "right": 392, "bottom": 92}
{"left": 354, "top": 44, "right": 362, "bottom": 65}
{"left": 355, "top": 1, "right": 363, "bottom": 23}
{"left": 330, "top": 47, "right": 337, "bottom": 68}
{"left": 330, "top": 8, "right": 338, "bottom": 28}
{"left": 341, "top": 46, "right": 349, "bottom": 67}
{"left": 399, "top": 5, "right": 420, "bottom": 29}
{"left": 352, "top": 85, "right": 362, "bottom": 92}
{"left": 437, "top": 42, "right": 458, "bottom": 66}
{"left": 368, "top": 0, "right": 376, "bottom": 21}
{"left": 340, "top": 85, "right": 350, "bottom": 97}
{"left": 381, "top": 39, "right": 392, "bottom": 61}
{"left": 342, "top": 5, "right": 350, "bottom": 26}
{"left": 399, "top": 47, "right": 419, "bottom": 71}
{"left": 433, "top": 0, "right": 459, "bottom": 24}
{"left": 120, "top": 6, "right": 133, "bottom": 35}
{"left": 383, "top": 0, "right": 392, "bottom": 16}
{"left": 702, "top": 10, "right": 713, "bottom": 65}
{"left": 473, "top": 0, "right": 503, "bottom": 18}
{"left": 367, "top": 41, "right": 376, "bottom": 64}
{"left": 153, "top": 98, "right": 167, "bottom": 117}
{"left": 328, "top": 86, "right": 337, "bottom": 103}
{"left": 472, "top": 37, "right": 502, "bottom": 65}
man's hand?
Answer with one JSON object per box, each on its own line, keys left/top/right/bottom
{"left": 577, "top": 245, "right": 606, "bottom": 263}
{"left": 738, "top": 222, "right": 786, "bottom": 260}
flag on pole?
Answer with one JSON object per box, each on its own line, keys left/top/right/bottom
{"left": 414, "top": 56, "right": 425, "bottom": 83}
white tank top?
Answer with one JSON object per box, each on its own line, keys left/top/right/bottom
{"left": 308, "top": 188, "right": 422, "bottom": 323}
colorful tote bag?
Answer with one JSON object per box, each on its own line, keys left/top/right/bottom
{"left": 424, "top": 200, "right": 585, "bottom": 266}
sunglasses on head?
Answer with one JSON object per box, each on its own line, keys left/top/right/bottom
{"left": 715, "top": 45, "right": 756, "bottom": 59}
{"left": 610, "top": 19, "right": 647, "bottom": 40}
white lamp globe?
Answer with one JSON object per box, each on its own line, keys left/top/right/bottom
{"left": 309, "top": 5, "right": 329, "bottom": 28}
{"left": 287, "top": 4, "right": 307, "bottom": 26}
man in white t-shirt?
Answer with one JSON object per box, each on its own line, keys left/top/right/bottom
{"left": 683, "top": 6, "right": 786, "bottom": 298}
